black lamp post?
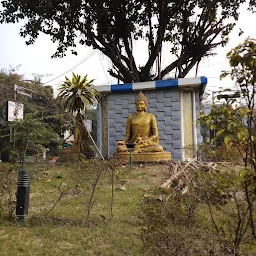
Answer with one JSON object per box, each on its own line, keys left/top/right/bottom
{"left": 126, "top": 143, "right": 136, "bottom": 167}
{"left": 13, "top": 84, "right": 34, "bottom": 221}
{"left": 16, "top": 167, "right": 30, "bottom": 221}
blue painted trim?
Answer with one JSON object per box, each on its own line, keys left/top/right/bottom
{"left": 200, "top": 76, "right": 208, "bottom": 85}
{"left": 94, "top": 77, "right": 208, "bottom": 92}
{"left": 155, "top": 79, "right": 178, "bottom": 88}
{"left": 111, "top": 83, "right": 132, "bottom": 92}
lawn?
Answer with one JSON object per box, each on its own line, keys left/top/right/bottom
{"left": 1, "top": 160, "right": 256, "bottom": 255}
{"left": 0, "top": 160, "right": 170, "bottom": 256}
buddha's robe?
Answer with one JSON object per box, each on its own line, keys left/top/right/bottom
{"left": 117, "top": 112, "right": 163, "bottom": 153}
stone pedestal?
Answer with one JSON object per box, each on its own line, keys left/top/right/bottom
{"left": 114, "top": 151, "right": 172, "bottom": 162}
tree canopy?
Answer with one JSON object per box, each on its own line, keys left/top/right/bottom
{"left": 58, "top": 72, "right": 100, "bottom": 117}
{"left": 0, "top": 68, "right": 73, "bottom": 135}
{"left": 221, "top": 38, "right": 256, "bottom": 108}
{"left": 1, "top": 0, "right": 255, "bottom": 83}
{"left": 7, "top": 114, "right": 58, "bottom": 165}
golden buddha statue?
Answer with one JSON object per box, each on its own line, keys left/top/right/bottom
{"left": 117, "top": 91, "right": 164, "bottom": 153}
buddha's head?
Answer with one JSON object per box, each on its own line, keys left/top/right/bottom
{"left": 135, "top": 91, "right": 148, "bottom": 112}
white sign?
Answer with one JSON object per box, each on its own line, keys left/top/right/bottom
{"left": 84, "top": 119, "right": 92, "bottom": 133}
{"left": 7, "top": 101, "right": 24, "bottom": 121}
{"left": 14, "top": 84, "right": 33, "bottom": 98}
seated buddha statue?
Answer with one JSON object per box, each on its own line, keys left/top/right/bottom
{"left": 117, "top": 91, "right": 164, "bottom": 153}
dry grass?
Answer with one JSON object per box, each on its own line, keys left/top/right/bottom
{"left": 0, "top": 160, "right": 170, "bottom": 256}
{"left": 1, "top": 160, "right": 255, "bottom": 255}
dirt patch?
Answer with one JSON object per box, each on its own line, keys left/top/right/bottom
{"left": 117, "top": 162, "right": 171, "bottom": 190}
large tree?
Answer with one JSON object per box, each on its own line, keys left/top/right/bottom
{"left": 1, "top": 0, "right": 255, "bottom": 83}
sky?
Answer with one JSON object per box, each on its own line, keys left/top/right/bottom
{"left": 0, "top": 2, "right": 255, "bottom": 98}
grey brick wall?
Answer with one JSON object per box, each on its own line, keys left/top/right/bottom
{"left": 107, "top": 88, "right": 182, "bottom": 160}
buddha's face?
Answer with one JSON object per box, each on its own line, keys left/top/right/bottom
{"left": 136, "top": 101, "right": 147, "bottom": 112}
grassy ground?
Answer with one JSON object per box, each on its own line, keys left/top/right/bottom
{"left": 1, "top": 160, "right": 256, "bottom": 255}
{"left": 0, "top": 160, "right": 170, "bottom": 256}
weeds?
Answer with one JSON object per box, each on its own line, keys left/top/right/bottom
{"left": 140, "top": 168, "right": 256, "bottom": 255}
{"left": 0, "top": 163, "right": 18, "bottom": 220}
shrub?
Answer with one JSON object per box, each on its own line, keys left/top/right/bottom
{"left": 0, "top": 163, "right": 18, "bottom": 219}
{"left": 0, "top": 147, "right": 18, "bottom": 163}
{"left": 140, "top": 187, "right": 212, "bottom": 256}
{"left": 56, "top": 147, "right": 80, "bottom": 162}
{"left": 140, "top": 169, "right": 256, "bottom": 255}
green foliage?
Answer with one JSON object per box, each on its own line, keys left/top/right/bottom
{"left": 221, "top": 38, "right": 256, "bottom": 91}
{"left": 0, "top": 69, "right": 78, "bottom": 162}
{"left": 199, "top": 38, "right": 256, "bottom": 241}
{"left": 9, "top": 114, "right": 57, "bottom": 144}
{"left": 58, "top": 73, "right": 100, "bottom": 116}
{"left": 1, "top": 1, "right": 254, "bottom": 82}
{"left": 57, "top": 73, "right": 100, "bottom": 156}
{"left": 239, "top": 168, "right": 256, "bottom": 196}
{"left": 1, "top": 114, "right": 58, "bottom": 165}
{"left": 0, "top": 68, "right": 74, "bottom": 135}
{"left": 199, "top": 105, "right": 251, "bottom": 162}
{"left": 203, "top": 38, "right": 256, "bottom": 169}
{"left": 141, "top": 169, "right": 256, "bottom": 255}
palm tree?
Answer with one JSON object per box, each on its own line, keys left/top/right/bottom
{"left": 58, "top": 73, "right": 100, "bottom": 155}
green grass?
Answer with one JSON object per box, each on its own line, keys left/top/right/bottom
{"left": 0, "top": 160, "right": 169, "bottom": 256}
{"left": 1, "top": 160, "right": 255, "bottom": 255}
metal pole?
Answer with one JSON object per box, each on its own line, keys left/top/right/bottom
{"left": 85, "top": 125, "right": 104, "bottom": 160}
{"left": 129, "top": 150, "right": 132, "bottom": 168}
{"left": 14, "top": 84, "right": 17, "bottom": 102}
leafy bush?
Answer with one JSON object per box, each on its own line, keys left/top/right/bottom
{"left": 0, "top": 147, "right": 18, "bottom": 163}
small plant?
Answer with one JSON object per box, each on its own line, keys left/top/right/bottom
{"left": 141, "top": 189, "right": 204, "bottom": 255}
{"left": 0, "top": 163, "right": 18, "bottom": 219}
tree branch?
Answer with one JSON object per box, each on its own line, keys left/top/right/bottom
{"left": 141, "top": 0, "right": 169, "bottom": 81}
{"left": 161, "top": 57, "right": 183, "bottom": 78}
{"left": 146, "top": 2, "right": 154, "bottom": 53}
{"left": 122, "top": 36, "right": 140, "bottom": 81}
{"left": 108, "top": 69, "right": 125, "bottom": 82}
{"left": 94, "top": 34, "right": 137, "bottom": 83}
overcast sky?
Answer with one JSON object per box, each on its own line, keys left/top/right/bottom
{"left": 0, "top": 2, "right": 255, "bottom": 96}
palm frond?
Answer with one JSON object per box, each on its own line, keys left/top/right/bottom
{"left": 58, "top": 73, "right": 100, "bottom": 116}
